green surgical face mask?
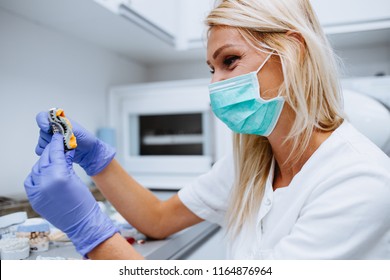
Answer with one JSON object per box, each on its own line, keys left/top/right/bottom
{"left": 209, "top": 51, "right": 284, "bottom": 136}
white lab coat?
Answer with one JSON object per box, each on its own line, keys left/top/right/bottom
{"left": 178, "top": 121, "right": 390, "bottom": 259}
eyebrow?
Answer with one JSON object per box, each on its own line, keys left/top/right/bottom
{"left": 213, "top": 44, "right": 237, "bottom": 59}
{"left": 207, "top": 43, "right": 238, "bottom": 65}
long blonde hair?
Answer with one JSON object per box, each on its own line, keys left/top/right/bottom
{"left": 206, "top": 0, "right": 345, "bottom": 237}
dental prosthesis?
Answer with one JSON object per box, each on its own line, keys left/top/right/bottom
{"left": 48, "top": 108, "right": 77, "bottom": 151}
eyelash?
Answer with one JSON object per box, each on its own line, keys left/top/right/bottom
{"left": 209, "top": 55, "right": 240, "bottom": 74}
{"left": 223, "top": 56, "right": 239, "bottom": 68}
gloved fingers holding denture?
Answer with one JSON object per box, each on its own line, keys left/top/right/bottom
{"left": 36, "top": 109, "right": 85, "bottom": 155}
{"left": 35, "top": 108, "right": 116, "bottom": 176}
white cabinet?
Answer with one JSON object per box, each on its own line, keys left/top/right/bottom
{"left": 311, "top": 0, "right": 390, "bottom": 38}
{"left": 175, "top": 0, "right": 215, "bottom": 49}
{"left": 124, "top": 0, "right": 215, "bottom": 50}
{"left": 308, "top": 1, "right": 390, "bottom": 78}
{"left": 311, "top": 0, "right": 390, "bottom": 26}
{"left": 94, "top": 0, "right": 215, "bottom": 50}
{"left": 126, "top": 0, "right": 178, "bottom": 37}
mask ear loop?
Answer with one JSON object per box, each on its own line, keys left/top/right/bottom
{"left": 255, "top": 50, "right": 284, "bottom": 99}
{"left": 263, "top": 50, "right": 284, "bottom": 98}
{"left": 256, "top": 50, "right": 275, "bottom": 73}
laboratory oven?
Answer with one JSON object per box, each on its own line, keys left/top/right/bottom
{"left": 108, "top": 79, "right": 232, "bottom": 190}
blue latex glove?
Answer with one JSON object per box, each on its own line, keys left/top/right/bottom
{"left": 25, "top": 133, "right": 119, "bottom": 257}
{"left": 35, "top": 111, "right": 115, "bottom": 176}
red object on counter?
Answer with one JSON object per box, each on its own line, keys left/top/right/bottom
{"left": 126, "top": 237, "right": 135, "bottom": 244}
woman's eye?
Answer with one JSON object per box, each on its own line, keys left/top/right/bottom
{"left": 223, "top": 56, "right": 239, "bottom": 68}
{"left": 209, "top": 67, "right": 215, "bottom": 74}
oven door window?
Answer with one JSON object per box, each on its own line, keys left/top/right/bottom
{"left": 130, "top": 113, "right": 209, "bottom": 156}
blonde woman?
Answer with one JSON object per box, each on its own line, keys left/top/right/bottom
{"left": 25, "top": 0, "right": 390, "bottom": 259}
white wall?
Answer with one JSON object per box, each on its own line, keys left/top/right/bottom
{"left": 146, "top": 60, "right": 210, "bottom": 82}
{"left": 0, "top": 8, "right": 147, "bottom": 199}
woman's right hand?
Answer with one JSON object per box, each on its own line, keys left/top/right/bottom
{"left": 25, "top": 133, "right": 119, "bottom": 257}
{"left": 35, "top": 111, "right": 116, "bottom": 176}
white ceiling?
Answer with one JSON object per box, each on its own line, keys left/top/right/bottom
{"left": 0, "top": 0, "right": 207, "bottom": 65}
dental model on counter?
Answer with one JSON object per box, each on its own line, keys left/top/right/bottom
{"left": 16, "top": 218, "right": 51, "bottom": 252}
{"left": 0, "top": 212, "right": 30, "bottom": 260}
{"left": 0, "top": 204, "right": 146, "bottom": 260}
{"left": 0, "top": 237, "right": 30, "bottom": 260}
{"left": 0, "top": 212, "right": 74, "bottom": 259}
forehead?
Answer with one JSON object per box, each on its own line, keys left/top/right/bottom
{"left": 207, "top": 26, "right": 247, "bottom": 56}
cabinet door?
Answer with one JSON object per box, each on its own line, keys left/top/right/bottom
{"left": 128, "top": 0, "right": 179, "bottom": 36}
{"left": 176, "top": 0, "right": 215, "bottom": 49}
{"left": 311, "top": 0, "right": 390, "bottom": 26}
